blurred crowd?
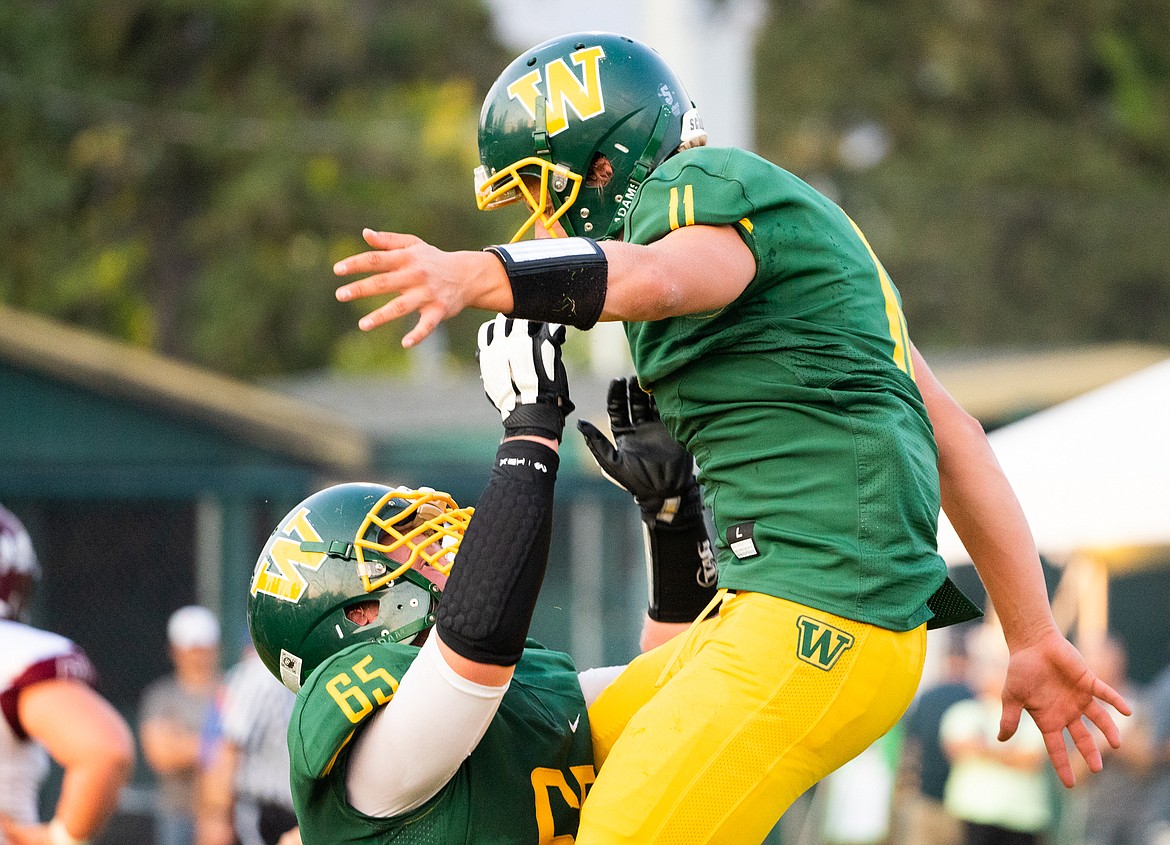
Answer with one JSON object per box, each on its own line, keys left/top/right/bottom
{"left": 789, "top": 622, "right": 1170, "bottom": 845}
{"left": 138, "top": 605, "right": 297, "bottom": 845}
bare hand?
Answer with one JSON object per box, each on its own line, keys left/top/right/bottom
{"left": 999, "top": 628, "right": 1132, "bottom": 787}
{"left": 334, "top": 229, "right": 504, "bottom": 348}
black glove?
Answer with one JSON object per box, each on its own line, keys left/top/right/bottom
{"left": 477, "top": 314, "right": 574, "bottom": 441}
{"left": 576, "top": 376, "right": 699, "bottom": 524}
{"left": 578, "top": 377, "right": 717, "bottom": 623}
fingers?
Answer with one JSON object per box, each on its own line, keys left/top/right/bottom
{"left": 355, "top": 288, "right": 428, "bottom": 333}
{"left": 479, "top": 317, "right": 495, "bottom": 350}
{"left": 606, "top": 377, "right": 634, "bottom": 435}
{"left": 1082, "top": 697, "right": 1123, "bottom": 749}
{"left": 1042, "top": 730, "right": 1076, "bottom": 788}
{"left": 337, "top": 271, "right": 393, "bottom": 304}
{"left": 404, "top": 304, "right": 447, "bottom": 350}
{"left": 334, "top": 233, "right": 420, "bottom": 303}
{"left": 479, "top": 315, "right": 518, "bottom": 417}
{"left": 997, "top": 701, "right": 1022, "bottom": 743}
{"left": 334, "top": 230, "right": 420, "bottom": 277}
{"left": 361, "top": 228, "right": 421, "bottom": 249}
{"left": 1093, "top": 677, "right": 1133, "bottom": 718}
{"left": 577, "top": 420, "right": 620, "bottom": 473}
{"left": 1066, "top": 717, "right": 1104, "bottom": 775}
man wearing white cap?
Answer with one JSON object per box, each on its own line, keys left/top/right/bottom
{"left": 139, "top": 605, "right": 222, "bottom": 845}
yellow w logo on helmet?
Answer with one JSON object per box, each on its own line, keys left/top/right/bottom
{"left": 251, "top": 507, "right": 326, "bottom": 603}
{"left": 505, "top": 45, "right": 606, "bottom": 136}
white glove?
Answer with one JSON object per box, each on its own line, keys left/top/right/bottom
{"left": 476, "top": 314, "right": 573, "bottom": 440}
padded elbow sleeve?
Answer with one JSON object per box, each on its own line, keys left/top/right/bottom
{"left": 436, "top": 439, "right": 559, "bottom": 665}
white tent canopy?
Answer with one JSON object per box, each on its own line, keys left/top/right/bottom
{"left": 937, "top": 357, "right": 1170, "bottom": 565}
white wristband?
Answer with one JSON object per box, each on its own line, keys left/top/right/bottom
{"left": 48, "top": 819, "right": 91, "bottom": 845}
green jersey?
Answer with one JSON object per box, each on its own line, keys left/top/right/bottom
{"left": 622, "top": 146, "right": 947, "bottom": 631}
{"left": 289, "top": 639, "right": 595, "bottom": 844}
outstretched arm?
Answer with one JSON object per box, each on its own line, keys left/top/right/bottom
{"left": 912, "top": 343, "right": 1131, "bottom": 787}
{"left": 333, "top": 224, "right": 754, "bottom": 346}
{"left": 346, "top": 317, "right": 572, "bottom": 817}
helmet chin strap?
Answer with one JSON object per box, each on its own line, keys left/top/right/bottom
{"left": 605, "top": 104, "right": 674, "bottom": 239}
{"left": 532, "top": 96, "right": 552, "bottom": 159}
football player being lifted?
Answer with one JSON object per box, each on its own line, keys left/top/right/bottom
{"left": 246, "top": 316, "right": 718, "bottom": 844}
{"left": 332, "top": 31, "right": 1131, "bottom": 845}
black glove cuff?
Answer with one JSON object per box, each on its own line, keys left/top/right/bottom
{"left": 503, "top": 403, "right": 566, "bottom": 441}
{"left": 638, "top": 479, "right": 704, "bottom": 526}
{"left": 644, "top": 509, "right": 719, "bottom": 623}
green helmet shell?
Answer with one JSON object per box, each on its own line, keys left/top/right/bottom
{"left": 476, "top": 32, "right": 705, "bottom": 240}
{"left": 247, "top": 482, "right": 472, "bottom": 692}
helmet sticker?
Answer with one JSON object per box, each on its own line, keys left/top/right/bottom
{"left": 657, "top": 83, "right": 681, "bottom": 116}
{"left": 506, "top": 45, "right": 607, "bottom": 137}
{"left": 280, "top": 649, "right": 303, "bottom": 693}
{"left": 679, "top": 107, "right": 708, "bottom": 149}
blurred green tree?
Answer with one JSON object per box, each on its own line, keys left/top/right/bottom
{"left": 0, "top": 0, "right": 514, "bottom": 377}
{"left": 754, "top": 0, "right": 1170, "bottom": 349}
{"left": 1, "top": 0, "right": 1167, "bottom": 377}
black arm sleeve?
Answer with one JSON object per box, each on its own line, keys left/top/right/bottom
{"left": 435, "top": 439, "right": 559, "bottom": 665}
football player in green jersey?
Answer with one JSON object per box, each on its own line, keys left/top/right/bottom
{"left": 332, "top": 33, "right": 1130, "bottom": 844}
{"left": 246, "top": 316, "right": 717, "bottom": 845}
{"left": 247, "top": 316, "right": 597, "bottom": 845}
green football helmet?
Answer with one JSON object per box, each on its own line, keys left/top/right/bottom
{"left": 247, "top": 482, "right": 474, "bottom": 692}
{"left": 475, "top": 32, "right": 706, "bottom": 242}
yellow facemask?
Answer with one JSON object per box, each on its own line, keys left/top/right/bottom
{"left": 474, "top": 157, "right": 583, "bottom": 242}
{"left": 355, "top": 488, "right": 474, "bottom": 592}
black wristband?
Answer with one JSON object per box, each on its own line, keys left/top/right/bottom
{"left": 502, "top": 403, "right": 565, "bottom": 441}
{"left": 436, "top": 440, "right": 559, "bottom": 665}
{"left": 644, "top": 508, "right": 719, "bottom": 623}
{"left": 484, "top": 238, "right": 607, "bottom": 330}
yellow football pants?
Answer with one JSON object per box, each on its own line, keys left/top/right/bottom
{"left": 579, "top": 591, "right": 925, "bottom": 845}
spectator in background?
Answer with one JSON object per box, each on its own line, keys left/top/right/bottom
{"left": 140, "top": 605, "right": 223, "bottom": 845}
{"left": 0, "top": 503, "right": 135, "bottom": 845}
{"left": 941, "top": 623, "right": 1051, "bottom": 845}
{"left": 900, "top": 631, "right": 976, "bottom": 845}
{"left": 1067, "top": 636, "right": 1151, "bottom": 845}
{"left": 197, "top": 648, "right": 296, "bottom": 845}
{"left": 1140, "top": 652, "right": 1170, "bottom": 845}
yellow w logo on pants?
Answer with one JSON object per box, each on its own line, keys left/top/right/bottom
{"left": 795, "top": 615, "right": 855, "bottom": 671}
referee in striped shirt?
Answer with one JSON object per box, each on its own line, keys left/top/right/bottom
{"left": 199, "top": 648, "right": 297, "bottom": 845}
